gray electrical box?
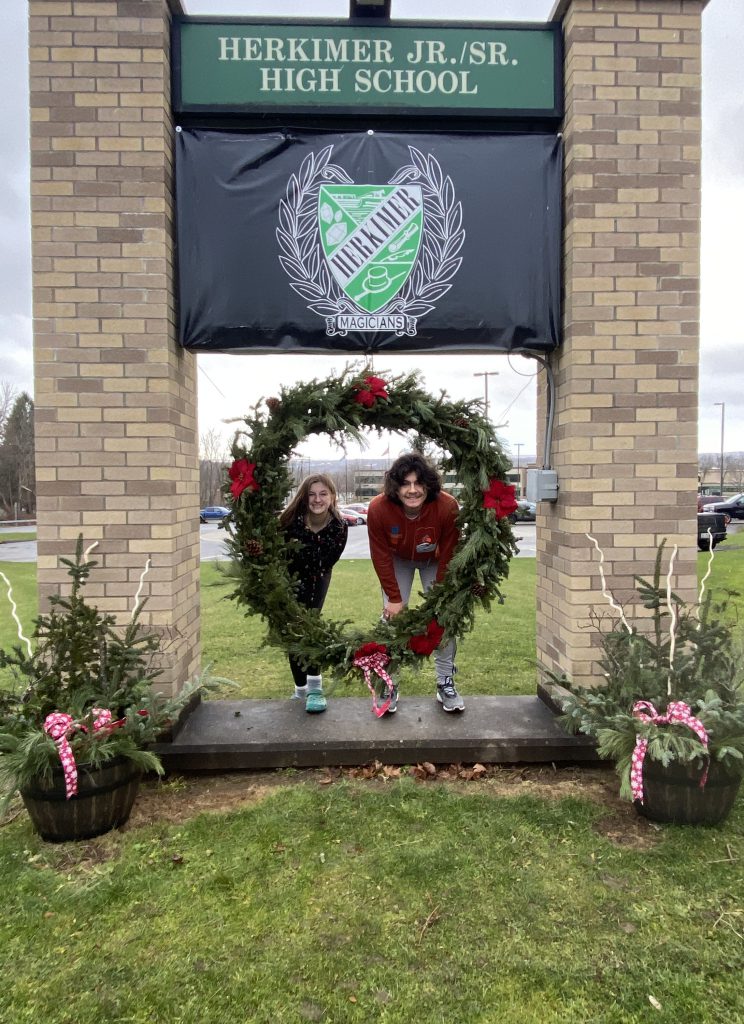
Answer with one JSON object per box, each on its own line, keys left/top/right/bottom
{"left": 526, "top": 468, "right": 559, "bottom": 502}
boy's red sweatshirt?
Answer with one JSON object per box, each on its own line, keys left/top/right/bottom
{"left": 366, "top": 492, "right": 460, "bottom": 603}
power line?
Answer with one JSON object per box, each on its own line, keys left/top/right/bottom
{"left": 494, "top": 375, "right": 535, "bottom": 424}
{"left": 197, "top": 362, "right": 226, "bottom": 399}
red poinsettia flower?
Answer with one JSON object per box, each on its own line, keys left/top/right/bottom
{"left": 355, "top": 389, "right": 376, "bottom": 408}
{"left": 229, "top": 458, "right": 260, "bottom": 500}
{"left": 408, "top": 619, "right": 445, "bottom": 656}
{"left": 354, "top": 641, "right": 388, "bottom": 660}
{"left": 353, "top": 375, "right": 389, "bottom": 408}
{"left": 482, "top": 479, "right": 518, "bottom": 518}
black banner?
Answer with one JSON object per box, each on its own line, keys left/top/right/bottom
{"left": 175, "top": 129, "right": 562, "bottom": 354}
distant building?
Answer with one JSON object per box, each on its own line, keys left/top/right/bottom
{"left": 354, "top": 469, "right": 384, "bottom": 501}
{"left": 354, "top": 464, "right": 527, "bottom": 500}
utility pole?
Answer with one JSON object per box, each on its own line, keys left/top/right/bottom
{"left": 514, "top": 442, "right": 524, "bottom": 498}
{"left": 473, "top": 371, "right": 499, "bottom": 421}
{"left": 714, "top": 402, "right": 725, "bottom": 494}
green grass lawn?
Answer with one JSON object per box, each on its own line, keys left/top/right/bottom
{"left": 2, "top": 544, "right": 743, "bottom": 699}
{"left": 202, "top": 557, "right": 538, "bottom": 698}
{"left": 1, "top": 548, "right": 743, "bottom": 1022}
{"left": 0, "top": 774, "right": 742, "bottom": 1023}
{"left": 0, "top": 561, "right": 37, "bottom": 668}
{"left": 0, "top": 531, "right": 36, "bottom": 544}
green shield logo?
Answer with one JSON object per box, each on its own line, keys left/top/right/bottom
{"left": 318, "top": 184, "right": 423, "bottom": 313}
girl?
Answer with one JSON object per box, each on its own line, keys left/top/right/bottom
{"left": 279, "top": 474, "right": 348, "bottom": 712}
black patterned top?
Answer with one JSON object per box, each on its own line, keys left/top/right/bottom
{"left": 285, "top": 512, "right": 348, "bottom": 606}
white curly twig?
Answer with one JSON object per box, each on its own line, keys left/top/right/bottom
{"left": 0, "top": 571, "right": 32, "bottom": 657}
{"left": 84, "top": 540, "right": 99, "bottom": 560}
{"left": 586, "top": 534, "right": 632, "bottom": 633}
{"left": 131, "top": 557, "right": 152, "bottom": 621}
{"left": 697, "top": 530, "right": 715, "bottom": 622}
{"left": 665, "top": 544, "right": 679, "bottom": 697}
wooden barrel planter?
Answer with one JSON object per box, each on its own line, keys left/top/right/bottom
{"left": 20, "top": 758, "right": 141, "bottom": 843}
{"left": 634, "top": 759, "right": 742, "bottom": 826}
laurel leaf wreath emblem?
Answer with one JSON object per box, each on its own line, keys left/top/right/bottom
{"left": 276, "top": 145, "right": 465, "bottom": 320}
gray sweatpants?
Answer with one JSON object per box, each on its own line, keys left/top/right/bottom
{"left": 383, "top": 556, "right": 456, "bottom": 682}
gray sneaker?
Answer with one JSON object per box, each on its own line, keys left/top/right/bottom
{"left": 437, "top": 677, "right": 464, "bottom": 712}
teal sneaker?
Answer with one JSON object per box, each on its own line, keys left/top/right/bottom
{"left": 305, "top": 690, "right": 327, "bottom": 714}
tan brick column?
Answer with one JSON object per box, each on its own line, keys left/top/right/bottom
{"left": 539, "top": 0, "right": 706, "bottom": 686}
{"left": 29, "top": 0, "right": 199, "bottom": 693}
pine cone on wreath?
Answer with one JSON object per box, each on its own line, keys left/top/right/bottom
{"left": 471, "top": 582, "right": 489, "bottom": 599}
{"left": 245, "top": 539, "right": 264, "bottom": 557}
{"left": 453, "top": 416, "right": 469, "bottom": 429}
{"left": 266, "top": 397, "right": 281, "bottom": 413}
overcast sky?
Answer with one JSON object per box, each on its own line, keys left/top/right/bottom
{"left": 0, "top": 0, "right": 741, "bottom": 462}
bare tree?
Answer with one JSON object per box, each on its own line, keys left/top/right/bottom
{"left": 0, "top": 391, "right": 35, "bottom": 516}
{"left": 726, "top": 452, "right": 744, "bottom": 491}
{"left": 199, "top": 428, "right": 229, "bottom": 506}
{"left": 0, "top": 381, "right": 17, "bottom": 442}
{"left": 698, "top": 453, "right": 718, "bottom": 488}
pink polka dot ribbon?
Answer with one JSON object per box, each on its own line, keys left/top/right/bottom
{"left": 353, "top": 650, "right": 396, "bottom": 718}
{"left": 630, "top": 700, "right": 709, "bottom": 804}
{"left": 43, "top": 707, "right": 123, "bottom": 799}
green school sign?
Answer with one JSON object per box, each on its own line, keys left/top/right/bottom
{"left": 172, "top": 20, "right": 562, "bottom": 120}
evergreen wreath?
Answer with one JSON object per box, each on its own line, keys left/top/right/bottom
{"left": 223, "top": 367, "right": 519, "bottom": 687}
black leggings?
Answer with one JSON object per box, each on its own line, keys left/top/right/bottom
{"left": 289, "top": 572, "right": 332, "bottom": 689}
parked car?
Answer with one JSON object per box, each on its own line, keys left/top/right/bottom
{"left": 200, "top": 505, "right": 230, "bottom": 523}
{"left": 509, "top": 500, "right": 537, "bottom": 523}
{"left": 697, "top": 510, "right": 728, "bottom": 551}
{"left": 344, "top": 503, "right": 369, "bottom": 514}
{"left": 340, "top": 508, "right": 366, "bottom": 526}
{"left": 708, "top": 493, "right": 744, "bottom": 521}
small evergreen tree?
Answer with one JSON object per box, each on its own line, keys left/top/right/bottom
{"left": 558, "top": 542, "right": 744, "bottom": 799}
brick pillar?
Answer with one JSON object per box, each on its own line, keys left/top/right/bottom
{"left": 29, "top": 0, "right": 199, "bottom": 693}
{"left": 538, "top": 0, "right": 706, "bottom": 686}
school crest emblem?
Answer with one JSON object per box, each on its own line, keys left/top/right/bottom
{"left": 277, "top": 146, "right": 464, "bottom": 337}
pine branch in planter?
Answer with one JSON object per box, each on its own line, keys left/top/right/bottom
{"left": 0, "top": 537, "right": 218, "bottom": 811}
{"left": 557, "top": 540, "right": 744, "bottom": 794}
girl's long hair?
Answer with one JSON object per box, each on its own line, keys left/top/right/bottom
{"left": 279, "top": 474, "right": 343, "bottom": 528}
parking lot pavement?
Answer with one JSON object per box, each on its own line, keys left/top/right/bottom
{"left": 5, "top": 522, "right": 742, "bottom": 566}
{"left": 199, "top": 522, "right": 539, "bottom": 561}
{"left": 200, "top": 522, "right": 232, "bottom": 561}
{"left": 340, "top": 523, "right": 537, "bottom": 559}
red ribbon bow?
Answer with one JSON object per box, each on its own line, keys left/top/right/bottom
{"left": 353, "top": 642, "right": 395, "bottom": 717}
{"left": 229, "top": 459, "right": 260, "bottom": 500}
{"left": 630, "top": 700, "right": 709, "bottom": 803}
{"left": 43, "top": 708, "right": 123, "bottom": 799}
{"left": 482, "top": 479, "right": 518, "bottom": 518}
